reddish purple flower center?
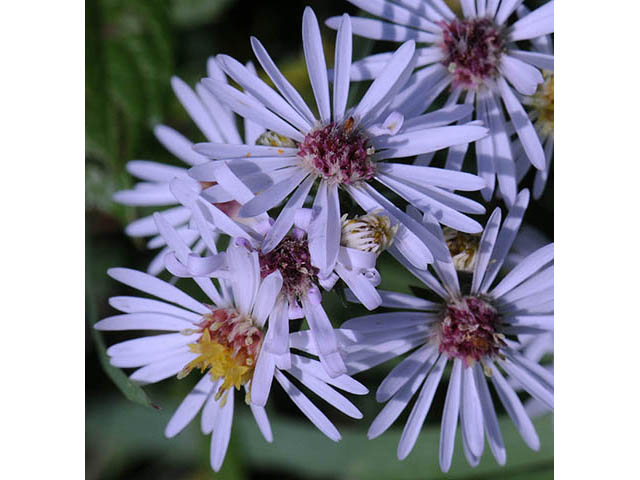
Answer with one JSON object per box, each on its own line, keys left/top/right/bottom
{"left": 258, "top": 233, "right": 318, "bottom": 300}
{"left": 438, "top": 296, "right": 504, "bottom": 366}
{"left": 297, "top": 120, "right": 375, "bottom": 185}
{"left": 439, "top": 17, "right": 506, "bottom": 89}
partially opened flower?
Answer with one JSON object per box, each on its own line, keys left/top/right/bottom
{"left": 299, "top": 207, "right": 399, "bottom": 310}
{"left": 94, "top": 220, "right": 367, "bottom": 472}
{"left": 327, "top": 0, "right": 554, "bottom": 206}
{"left": 112, "top": 58, "right": 264, "bottom": 274}
{"left": 330, "top": 189, "right": 553, "bottom": 470}
{"left": 189, "top": 7, "right": 489, "bottom": 278}
{"left": 442, "top": 227, "right": 481, "bottom": 273}
{"left": 164, "top": 178, "right": 404, "bottom": 377}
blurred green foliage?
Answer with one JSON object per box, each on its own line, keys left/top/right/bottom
{"left": 85, "top": 0, "right": 553, "bottom": 478}
{"left": 87, "top": 394, "right": 553, "bottom": 479}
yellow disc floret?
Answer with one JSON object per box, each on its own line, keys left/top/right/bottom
{"left": 443, "top": 227, "right": 481, "bottom": 273}
{"left": 529, "top": 71, "right": 554, "bottom": 138}
{"left": 177, "top": 308, "right": 262, "bottom": 402}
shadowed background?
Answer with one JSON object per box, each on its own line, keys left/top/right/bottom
{"left": 85, "top": 0, "right": 553, "bottom": 478}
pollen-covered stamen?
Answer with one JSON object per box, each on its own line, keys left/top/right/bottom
{"left": 256, "top": 130, "right": 298, "bottom": 148}
{"left": 528, "top": 71, "right": 554, "bottom": 137}
{"left": 438, "top": 296, "right": 504, "bottom": 367}
{"left": 258, "top": 231, "right": 319, "bottom": 300}
{"left": 341, "top": 212, "right": 398, "bottom": 255}
{"left": 179, "top": 308, "right": 263, "bottom": 400}
{"left": 443, "top": 227, "right": 481, "bottom": 273}
{"left": 297, "top": 119, "right": 376, "bottom": 185}
{"left": 439, "top": 17, "right": 506, "bottom": 89}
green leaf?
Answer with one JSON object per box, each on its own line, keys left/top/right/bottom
{"left": 101, "top": 0, "right": 174, "bottom": 161}
{"left": 86, "top": 0, "right": 117, "bottom": 165}
{"left": 86, "top": 0, "right": 174, "bottom": 225}
{"left": 86, "top": 231, "right": 156, "bottom": 409}
{"left": 89, "top": 318, "right": 158, "bottom": 410}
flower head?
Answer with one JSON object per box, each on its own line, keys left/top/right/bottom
{"left": 298, "top": 120, "right": 376, "bottom": 185}
{"left": 258, "top": 229, "right": 319, "bottom": 301}
{"left": 443, "top": 227, "right": 480, "bottom": 272}
{"left": 341, "top": 211, "right": 398, "bottom": 255}
{"left": 189, "top": 7, "right": 488, "bottom": 278}
{"left": 513, "top": 14, "right": 554, "bottom": 200}
{"left": 95, "top": 216, "right": 367, "bottom": 471}
{"left": 327, "top": 1, "right": 555, "bottom": 206}
{"left": 112, "top": 59, "right": 261, "bottom": 275}
{"left": 438, "top": 296, "right": 504, "bottom": 366}
{"left": 440, "top": 17, "right": 506, "bottom": 89}
{"left": 338, "top": 190, "right": 553, "bottom": 470}
{"left": 529, "top": 72, "right": 554, "bottom": 138}
{"left": 179, "top": 309, "right": 263, "bottom": 398}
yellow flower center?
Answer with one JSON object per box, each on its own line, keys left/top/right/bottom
{"left": 443, "top": 227, "right": 481, "bottom": 273}
{"left": 530, "top": 72, "right": 554, "bottom": 137}
{"left": 178, "top": 308, "right": 262, "bottom": 402}
{"left": 256, "top": 130, "right": 297, "bottom": 148}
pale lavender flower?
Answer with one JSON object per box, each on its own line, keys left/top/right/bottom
{"left": 308, "top": 189, "right": 553, "bottom": 470}
{"left": 189, "top": 7, "right": 489, "bottom": 277}
{"left": 95, "top": 220, "right": 367, "bottom": 472}
{"left": 112, "top": 58, "right": 264, "bottom": 274}
{"left": 327, "top": 0, "right": 554, "bottom": 206}
{"left": 515, "top": 332, "right": 553, "bottom": 418}
{"left": 163, "top": 178, "right": 403, "bottom": 377}
{"left": 505, "top": 222, "right": 550, "bottom": 271}
{"left": 512, "top": 6, "right": 554, "bottom": 199}
{"left": 503, "top": 220, "right": 553, "bottom": 417}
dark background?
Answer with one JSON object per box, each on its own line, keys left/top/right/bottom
{"left": 85, "top": 1, "right": 553, "bottom": 478}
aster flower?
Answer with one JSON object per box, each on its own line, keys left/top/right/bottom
{"left": 514, "top": 332, "right": 553, "bottom": 418}
{"left": 112, "top": 58, "right": 265, "bottom": 274}
{"left": 503, "top": 220, "right": 553, "bottom": 418}
{"left": 320, "top": 189, "right": 553, "bottom": 470}
{"left": 189, "top": 7, "right": 489, "bottom": 278}
{"left": 163, "top": 178, "right": 403, "bottom": 377}
{"left": 505, "top": 222, "right": 550, "bottom": 271}
{"left": 95, "top": 218, "right": 367, "bottom": 472}
{"left": 297, "top": 207, "right": 399, "bottom": 311}
{"left": 512, "top": 7, "right": 554, "bottom": 199}
{"left": 327, "top": 0, "right": 554, "bottom": 206}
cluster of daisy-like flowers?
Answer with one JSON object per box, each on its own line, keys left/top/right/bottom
{"left": 98, "top": 1, "right": 553, "bottom": 473}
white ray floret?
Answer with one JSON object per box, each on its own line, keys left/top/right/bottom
{"left": 189, "top": 7, "right": 489, "bottom": 275}
{"left": 512, "top": 5, "right": 554, "bottom": 199}
{"left": 95, "top": 217, "right": 367, "bottom": 472}
{"left": 112, "top": 58, "right": 265, "bottom": 275}
{"left": 163, "top": 180, "right": 403, "bottom": 377}
{"left": 321, "top": 189, "right": 553, "bottom": 471}
{"left": 327, "top": 0, "right": 554, "bottom": 206}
